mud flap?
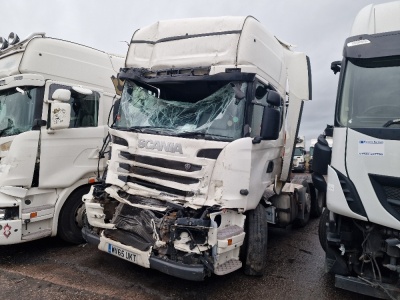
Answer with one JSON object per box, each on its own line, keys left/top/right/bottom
{"left": 325, "top": 244, "right": 349, "bottom": 275}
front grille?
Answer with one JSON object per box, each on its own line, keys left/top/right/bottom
{"left": 370, "top": 174, "right": 400, "bottom": 221}
{"left": 118, "top": 175, "right": 194, "bottom": 197}
{"left": 119, "top": 151, "right": 202, "bottom": 172}
{"left": 119, "top": 163, "right": 199, "bottom": 185}
{"left": 384, "top": 186, "right": 400, "bottom": 215}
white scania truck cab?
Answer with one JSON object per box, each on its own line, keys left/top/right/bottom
{"left": 84, "top": 16, "right": 317, "bottom": 280}
{"left": 0, "top": 32, "right": 124, "bottom": 245}
{"left": 292, "top": 136, "right": 306, "bottom": 172}
{"left": 313, "top": 1, "right": 400, "bottom": 298}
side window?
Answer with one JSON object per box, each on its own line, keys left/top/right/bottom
{"left": 48, "top": 84, "right": 99, "bottom": 128}
{"left": 250, "top": 82, "right": 269, "bottom": 137}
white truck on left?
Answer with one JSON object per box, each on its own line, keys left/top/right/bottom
{"left": 0, "top": 32, "right": 124, "bottom": 245}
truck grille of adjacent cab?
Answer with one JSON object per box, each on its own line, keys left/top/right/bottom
{"left": 369, "top": 174, "right": 400, "bottom": 221}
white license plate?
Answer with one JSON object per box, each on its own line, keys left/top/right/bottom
{"left": 107, "top": 243, "right": 137, "bottom": 262}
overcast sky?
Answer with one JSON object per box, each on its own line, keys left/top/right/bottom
{"left": 0, "top": 0, "right": 392, "bottom": 148}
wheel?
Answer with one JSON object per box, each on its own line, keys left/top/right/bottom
{"left": 243, "top": 203, "right": 268, "bottom": 276}
{"left": 293, "top": 187, "right": 311, "bottom": 228}
{"left": 319, "top": 208, "right": 329, "bottom": 252}
{"left": 57, "top": 185, "right": 90, "bottom": 244}
{"left": 311, "top": 189, "right": 325, "bottom": 218}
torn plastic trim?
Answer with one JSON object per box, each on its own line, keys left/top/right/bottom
{"left": 106, "top": 186, "right": 172, "bottom": 212}
{"left": 131, "top": 30, "right": 242, "bottom": 45}
{"left": 82, "top": 226, "right": 100, "bottom": 245}
{"left": 116, "top": 190, "right": 184, "bottom": 211}
{"left": 119, "top": 68, "right": 255, "bottom": 83}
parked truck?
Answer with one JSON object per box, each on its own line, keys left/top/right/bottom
{"left": 314, "top": 1, "right": 400, "bottom": 298}
{"left": 292, "top": 136, "right": 306, "bottom": 172}
{"left": 83, "top": 16, "right": 318, "bottom": 280}
{"left": 0, "top": 32, "right": 124, "bottom": 245}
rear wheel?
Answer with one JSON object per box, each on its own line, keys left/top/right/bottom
{"left": 319, "top": 208, "right": 329, "bottom": 252}
{"left": 311, "top": 190, "right": 325, "bottom": 218}
{"left": 293, "top": 187, "right": 311, "bottom": 228}
{"left": 243, "top": 203, "right": 268, "bottom": 276}
{"left": 57, "top": 185, "right": 90, "bottom": 244}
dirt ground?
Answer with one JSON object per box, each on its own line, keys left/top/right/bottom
{"left": 0, "top": 217, "right": 376, "bottom": 300}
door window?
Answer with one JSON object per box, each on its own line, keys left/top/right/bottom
{"left": 250, "top": 82, "right": 282, "bottom": 137}
{"left": 49, "top": 84, "right": 99, "bottom": 128}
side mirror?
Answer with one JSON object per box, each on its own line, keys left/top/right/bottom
{"left": 72, "top": 86, "right": 93, "bottom": 95}
{"left": 49, "top": 102, "right": 71, "bottom": 130}
{"left": 331, "top": 61, "right": 341, "bottom": 75}
{"left": 52, "top": 89, "right": 71, "bottom": 102}
{"left": 253, "top": 106, "right": 280, "bottom": 143}
{"left": 266, "top": 90, "right": 282, "bottom": 107}
{"left": 324, "top": 124, "right": 334, "bottom": 137}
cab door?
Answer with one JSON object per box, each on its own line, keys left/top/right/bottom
{"left": 38, "top": 81, "right": 107, "bottom": 189}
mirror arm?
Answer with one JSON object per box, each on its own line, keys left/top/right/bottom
{"left": 252, "top": 136, "right": 262, "bottom": 144}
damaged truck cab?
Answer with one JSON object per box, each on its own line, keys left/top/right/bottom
{"left": 0, "top": 33, "right": 123, "bottom": 244}
{"left": 84, "top": 16, "right": 314, "bottom": 280}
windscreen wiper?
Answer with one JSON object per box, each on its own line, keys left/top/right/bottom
{"left": 176, "top": 131, "right": 232, "bottom": 140}
{"left": 114, "top": 126, "right": 175, "bottom": 135}
{"left": 383, "top": 119, "right": 400, "bottom": 127}
{"left": 0, "top": 126, "right": 12, "bottom": 137}
{"left": 112, "top": 126, "right": 154, "bottom": 132}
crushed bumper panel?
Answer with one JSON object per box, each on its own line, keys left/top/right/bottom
{"left": 149, "top": 256, "right": 205, "bottom": 281}
{"left": 335, "top": 275, "right": 400, "bottom": 299}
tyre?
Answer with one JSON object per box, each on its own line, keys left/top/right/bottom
{"left": 311, "top": 189, "right": 325, "bottom": 218}
{"left": 293, "top": 187, "right": 311, "bottom": 228}
{"left": 243, "top": 203, "right": 268, "bottom": 276}
{"left": 57, "top": 185, "right": 90, "bottom": 244}
{"left": 319, "top": 208, "right": 329, "bottom": 252}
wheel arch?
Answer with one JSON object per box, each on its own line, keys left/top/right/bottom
{"left": 51, "top": 178, "right": 96, "bottom": 236}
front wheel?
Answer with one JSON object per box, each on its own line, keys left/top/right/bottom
{"left": 243, "top": 203, "right": 268, "bottom": 276}
{"left": 57, "top": 186, "right": 90, "bottom": 244}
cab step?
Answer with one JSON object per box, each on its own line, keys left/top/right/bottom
{"left": 217, "top": 225, "right": 243, "bottom": 239}
{"left": 214, "top": 259, "right": 242, "bottom": 275}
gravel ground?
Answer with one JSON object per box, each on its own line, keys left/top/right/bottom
{"left": 0, "top": 217, "right": 377, "bottom": 300}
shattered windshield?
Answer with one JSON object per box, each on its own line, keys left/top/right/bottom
{"left": 0, "top": 87, "right": 39, "bottom": 137}
{"left": 338, "top": 57, "right": 400, "bottom": 127}
{"left": 115, "top": 81, "right": 247, "bottom": 140}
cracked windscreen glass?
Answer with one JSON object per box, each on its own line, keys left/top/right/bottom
{"left": 115, "top": 81, "right": 247, "bottom": 140}
{"left": 0, "top": 87, "right": 38, "bottom": 137}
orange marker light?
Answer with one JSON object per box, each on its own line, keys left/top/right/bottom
{"left": 30, "top": 212, "right": 37, "bottom": 218}
{"left": 228, "top": 239, "right": 233, "bottom": 246}
{"left": 88, "top": 178, "right": 96, "bottom": 184}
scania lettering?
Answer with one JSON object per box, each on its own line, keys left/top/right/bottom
{"left": 0, "top": 32, "right": 123, "bottom": 245}
{"left": 84, "top": 16, "right": 320, "bottom": 280}
{"left": 138, "top": 139, "right": 183, "bottom": 154}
